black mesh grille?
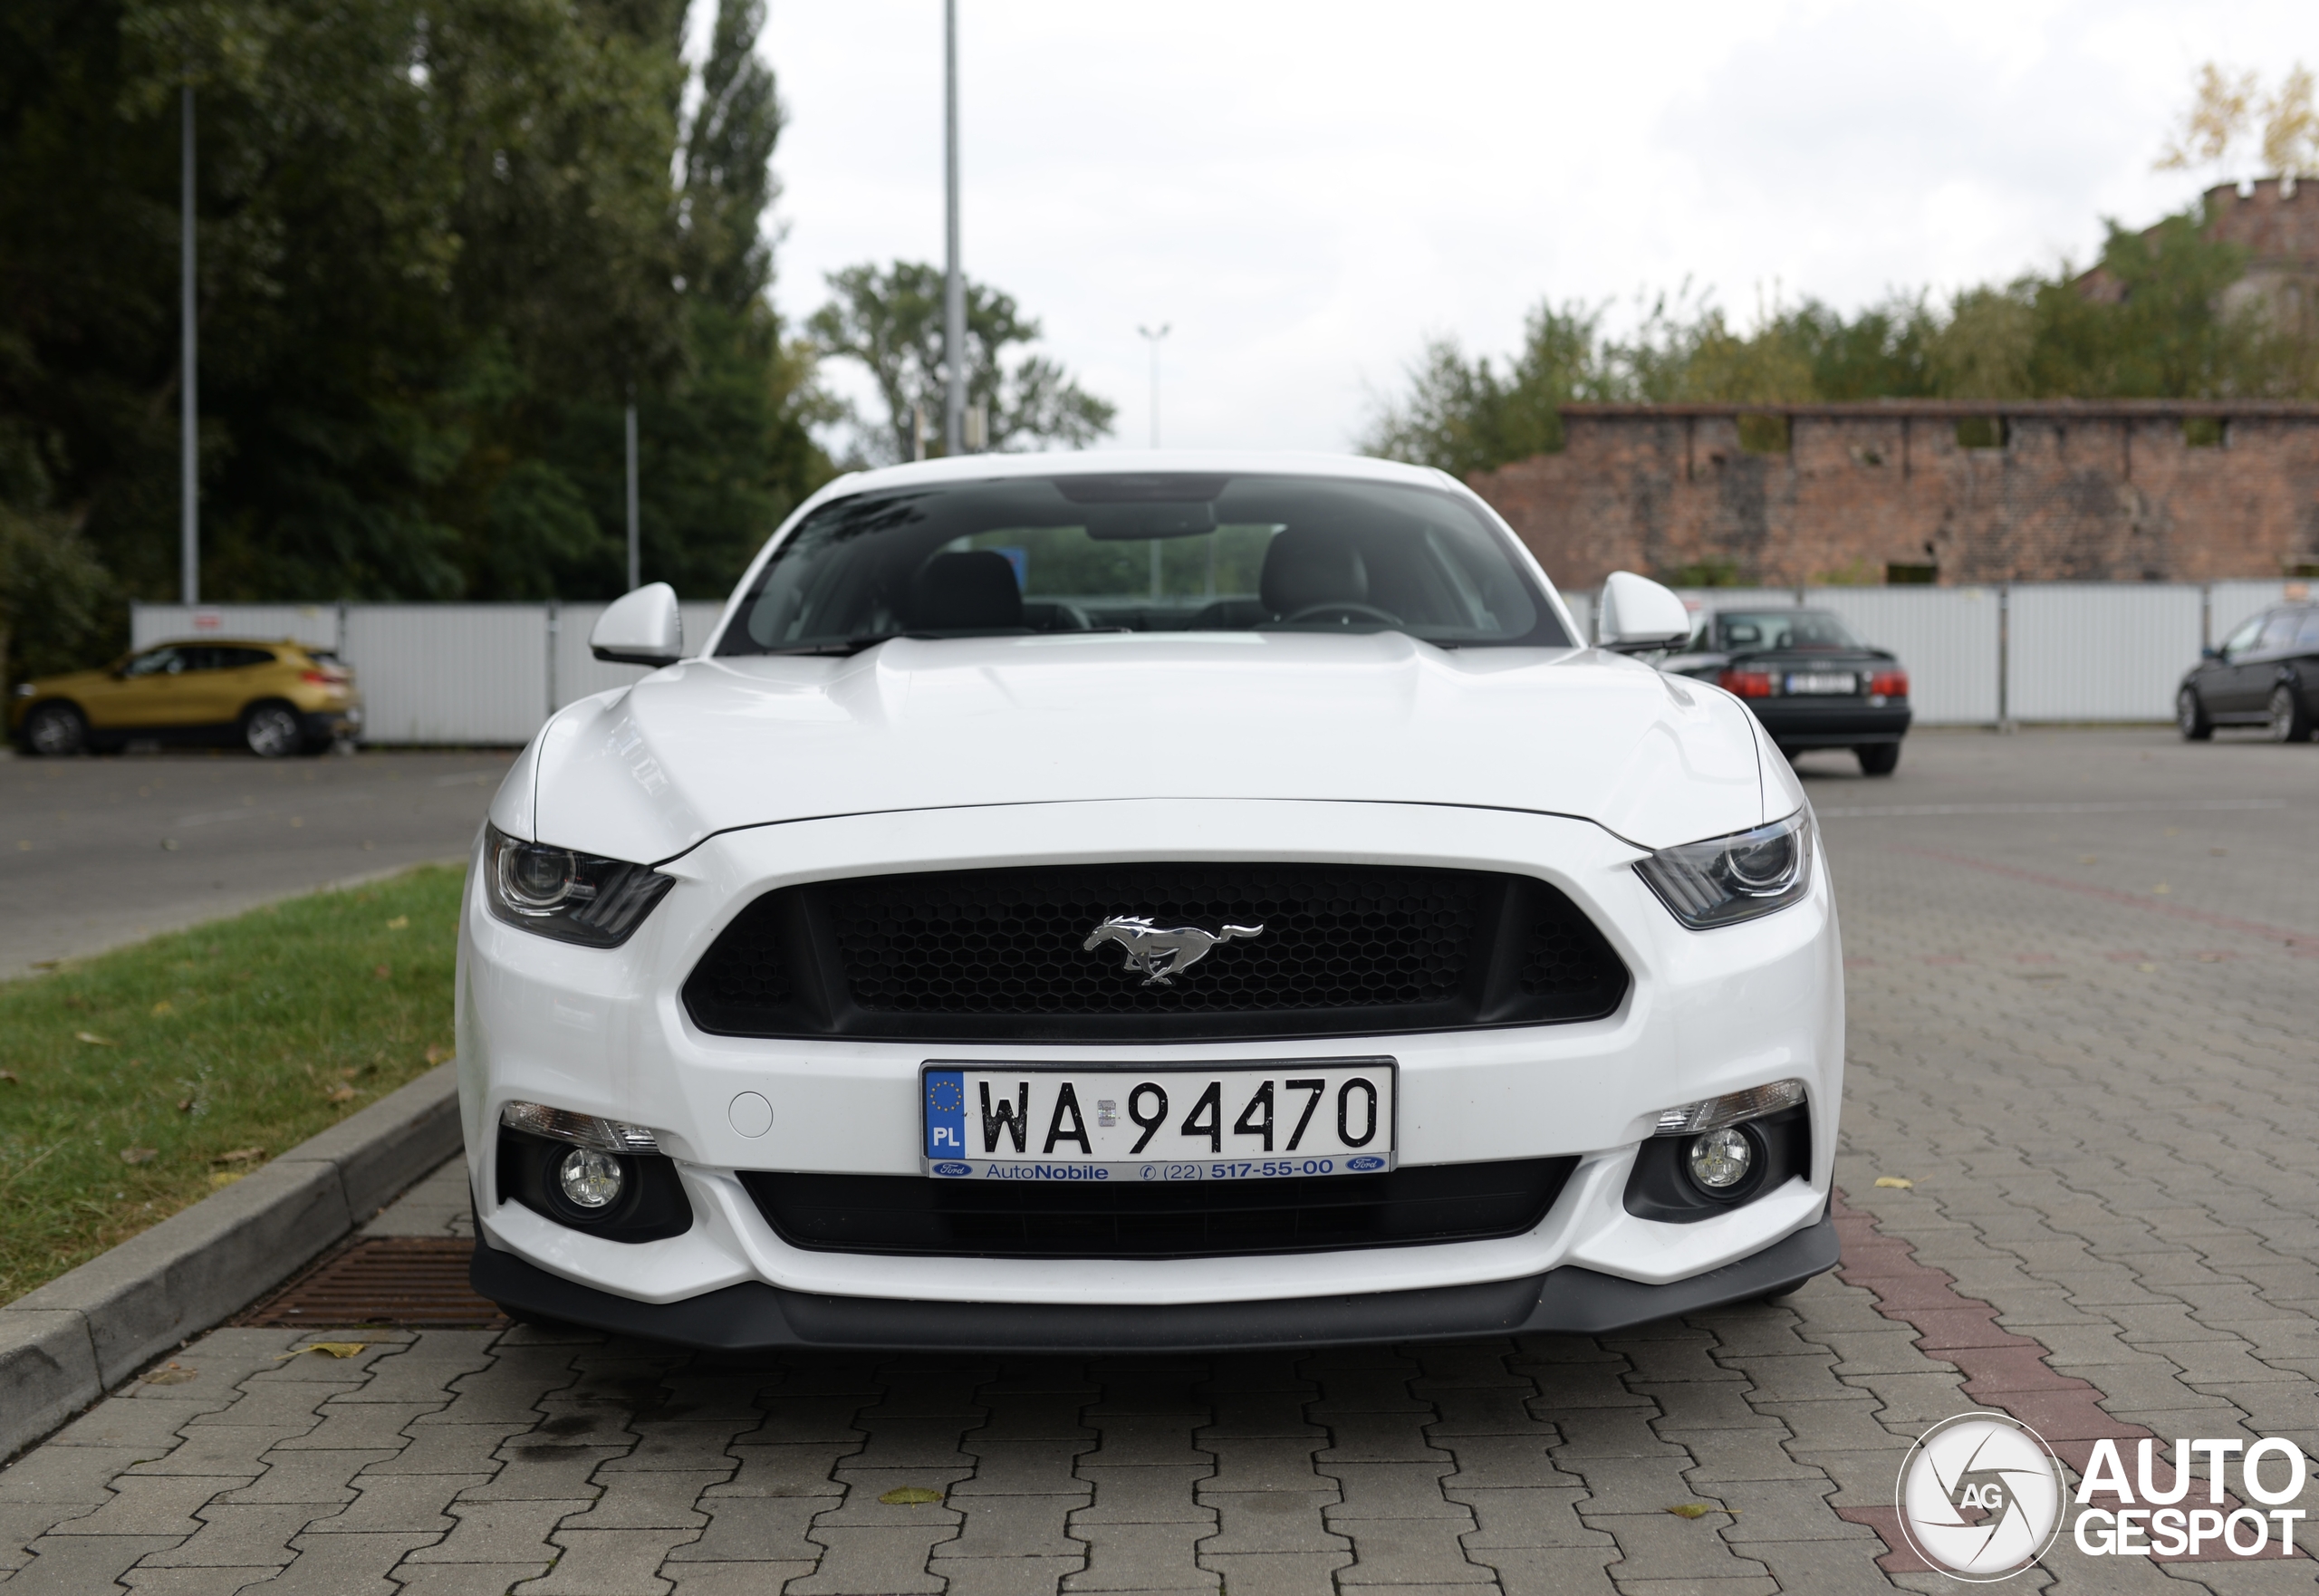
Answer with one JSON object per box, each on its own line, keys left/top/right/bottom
{"left": 833, "top": 866, "right": 1477, "bottom": 1014}
{"left": 742, "top": 1158, "right": 1578, "bottom": 1259}
{"left": 684, "top": 863, "right": 1627, "bottom": 1043}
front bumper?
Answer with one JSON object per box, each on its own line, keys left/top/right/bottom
{"left": 474, "top": 1209, "right": 1838, "bottom": 1351}
{"left": 1747, "top": 699, "right": 1911, "bottom": 748}
{"left": 456, "top": 797, "right": 1843, "bottom": 1341}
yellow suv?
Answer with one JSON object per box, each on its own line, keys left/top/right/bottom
{"left": 9, "top": 639, "right": 363, "bottom": 758}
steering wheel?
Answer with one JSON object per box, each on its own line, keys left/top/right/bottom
{"left": 1282, "top": 601, "right": 1403, "bottom": 626}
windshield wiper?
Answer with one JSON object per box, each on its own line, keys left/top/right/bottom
{"left": 766, "top": 635, "right": 897, "bottom": 657}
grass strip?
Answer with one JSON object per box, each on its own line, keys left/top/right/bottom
{"left": 0, "top": 864, "right": 461, "bottom": 1302}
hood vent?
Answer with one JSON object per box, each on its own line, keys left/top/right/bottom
{"left": 682, "top": 863, "right": 1628, "bottom": 1043}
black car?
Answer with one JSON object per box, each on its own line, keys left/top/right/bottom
{"left": 1659, "top": 608, "right": 1912, "bottom": 775}
{"left": 2178, "top": 601, "right": 2319, "bottom": 742}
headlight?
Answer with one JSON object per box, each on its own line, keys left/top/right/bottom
{"left": 1633, "top": 811, "right": 1814, "bottom": 929}
{"left": 483, "top": 823, "right": 674, "bottom": 947}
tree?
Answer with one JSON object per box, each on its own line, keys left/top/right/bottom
{"left": 809, "top": 262, "right": 1114, "bottom": 463}
{"left": 1360, "top": 303, "right": 1613, "bottom": 478}
{"left": 2157, "top": 61, "right": 2319, "bottom": 180}
{"left": 0, "top": 0, "right": 833, "bottom": 685}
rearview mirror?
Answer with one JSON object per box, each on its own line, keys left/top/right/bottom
{"left": 1083, "top": 503, "right": 1217, "bottom": 541}
{"left": 591, "top": 582, "right": 683, "bottom": 667}
{"left": 1596, "top": 571, "right": 1693, "bottom": 650}
{"left": 2200, "top": 646, "right": 2221, "bottom": 661}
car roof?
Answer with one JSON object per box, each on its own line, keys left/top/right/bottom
{"left": 144, "top": 638, "right": 303, "bottom": 650}
{"left": 823, "top": 448, "right": 1458, "bottom": 499}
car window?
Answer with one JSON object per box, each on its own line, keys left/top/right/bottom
{"left": 122, "top": 647, "right": 184, "bottom": 678}
{"left": 2258, "top": 612, "right": 2303, "bottom": 652}
{"left": 2220, "top": 616, "right": 2266, "bottom": 658}
{"left": 217, "top": 647, "right": 277, "bottom": 669}
{"left": 718, "top": 473, "right": 1567, "bottom": 653}
{"left": 1711, "top": 611, "right": 1862, "bottom": 651}
{"left": 2297, "top": 611, "right": 2319, "bottom": 650}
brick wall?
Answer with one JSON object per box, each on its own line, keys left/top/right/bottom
{"left": 1471, "top": 401, "right": 2319, "bottom": 589}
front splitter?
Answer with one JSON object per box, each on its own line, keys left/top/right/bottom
{"left": 471, "top": 1211, "right": 1838, "bottom": 1352}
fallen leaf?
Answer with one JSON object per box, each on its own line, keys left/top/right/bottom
{"left": 119, "top": 1147, "right": 158, "bottom": 1165}
{"left": 879, "top": 1486, "right": 944, "bottom": 1505}
{"left": 274, "top": 1342, "right": 370, "bottom": 1360}
{"left": 1873, "top": 1176, "right": 1914, "bottom": 1189}
{"left": 385, "top": 916, "right": 409, "bottom": 930}
{"left": 177, "top": 1098, "right": 195, "bottom": 1112}
{"left": 160, "top": 838, "right": 179, "bottom": 851}
{"left": 424, "top": 1044, "right": 448, "bottom": 1066}
{"left": 2079, "top": 855, "right": 2098, "bottom": 865}
{"left": 215, "top": 1147, "right": 265, "bottom": 1163}
{"left": 1666, "top": 1504, "right": 1718, "bottom": 1519}
{"left": 208, "top": 1170, "right": 245, "bottom": 1189}
{"left": 2152, "top": 884, "right": 2170, "bottom": 895}
{"left": 140, "top": 1363, "right": 198, "bottom": 1385}
{"left": 76, "top": 1032, "right": 115, "bottom": 1046}
{"left": 0, "top": 1071, "right": 17, "bottom": 1084}
{"left": 150, "top": 1000, "right": 174, "bottom": 1016}
{"left": 325, "top": 1084, "right": 357, "bottom": 1102}
{"left": 373, "top": 964, "right": 391, "bottom": 980}
{"left": 2137, "top": 963, "right": 2158, "bottom": 974}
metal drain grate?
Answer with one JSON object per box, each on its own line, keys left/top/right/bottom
{"left": 236, "top": 1237, "right": 506, "bottom": 1328}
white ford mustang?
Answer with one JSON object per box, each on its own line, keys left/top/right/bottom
{"left": 458, "top": 451, "right": 1841, "bottom": 1350}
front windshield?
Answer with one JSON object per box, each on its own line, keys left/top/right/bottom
{"left": 1712, "top": 611, "right": 1863, "bottom": 652}
{"left": 717, "top": 473, "right": 1569, "bottom": 655}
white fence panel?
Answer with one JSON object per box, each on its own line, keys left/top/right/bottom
{"left": 343, "top": 605, "right": 549, "bottom": 745}
{"left": 2006, "top": 584, "right": 2202, "bottom": 722}
{"left": 2209, "top": 581, "right": 2291, "bottom": 647}
{"left": 1558, "top": 590, "right": 1592, "bottom": 644}
{"left": 1812, "top": 587, "right": 2000, "bottom": 726}
{"left": 131, "top": 603, "right": 341, "bottom": 652}
{"left": 551, "top": 601, "right": 730, "bottom": 710}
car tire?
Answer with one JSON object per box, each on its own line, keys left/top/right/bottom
{"left": 1855, "top": 744, "right": 1900, "bottom": 777}
{"left": 241, "top": 701, "right": 303, "bottom": 758}
{"left": 24, "top": 701, "right": 88, "bottom": 757}
{"left": 2178, "top": 686, "right": 2214, "bottom": 741}
{"left": 2265, "top": 683, "right": 2312, "bottom": 744}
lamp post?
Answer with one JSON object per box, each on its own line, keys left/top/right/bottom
{"left": 624, "top": 392, "right": 640, "bottom": 591}
{"left": 180, "top": 83, "right": 198, "bottom": 606}
{"left": 1138, "top": 323, "right": 1169, "bottom": 448}
{"left": 942, "top": 0, "right": 965, "bottom": 456}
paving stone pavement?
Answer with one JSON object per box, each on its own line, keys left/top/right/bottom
{"left": 5, "top": 728, "right": 2317, "bottom": 1594}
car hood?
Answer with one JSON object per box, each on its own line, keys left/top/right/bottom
{"left": 502, "top": 632, "right": 1777, "bottom": 862}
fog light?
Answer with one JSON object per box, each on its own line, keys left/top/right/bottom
{"left": 1687, "top": 1127, "right": 1753, "bottom": 1192}
{"left": 558, "top": 1147, "right": 625, "bottom": 1209}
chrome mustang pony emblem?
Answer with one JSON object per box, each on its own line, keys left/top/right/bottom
{"left": 1083, "top": 916, "right": 1264, "bottom": 986}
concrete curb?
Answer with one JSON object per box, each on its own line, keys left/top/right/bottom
{"left": 0, "top": 1061, "right": 461, "bottom": 1460}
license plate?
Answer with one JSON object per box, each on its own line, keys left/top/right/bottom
{"left": 1785, "top": 672, "right": 1858, "bottom": 695}
{"left": 921, "top": 1060, "right": 1396, "bottom": 1181}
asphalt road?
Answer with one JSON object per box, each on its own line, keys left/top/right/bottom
{"left": 6, "top": 728, "right": 2319, "bottom": 1593}
{"left": 0, "top": 749, "right": 511, "bottom": 978}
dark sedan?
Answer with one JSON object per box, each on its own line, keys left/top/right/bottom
{"left": 1659, "top": 608, "right": 1912, "bottom": 775}
{"left": 2178, "top": 601, "right": 2319, "bottom": 742}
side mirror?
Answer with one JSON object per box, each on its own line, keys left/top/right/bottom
{"left": 1596, "top": 571, "right": 1693, "bottom": 650}
{"left": 2200, "top": 646, "right": 2222, "bottom": 661}
{"left": 591, "top": 582, "right": 683, "bottom": 666}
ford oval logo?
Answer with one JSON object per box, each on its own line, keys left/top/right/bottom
{"left": 932, "top": 1161, "right": 972, "bottom": 1177}
{"left": 1347, "top": 1156, "right": 1385, "bottom": 1172}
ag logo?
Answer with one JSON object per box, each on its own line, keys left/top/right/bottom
{"left": 1896, "top": 1412, "right": 2066, "bottom": 1581}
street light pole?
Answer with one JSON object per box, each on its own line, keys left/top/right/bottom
{"left": 1138, "top": 323, "right": 1169, "bottom": 448}
{"left": 942, "top": 0, "right": 965, "bottom": 456}
{"left": 180, "top": 82, "right": 198, "bottom": 606}
{"left": 625, "top": 394, "right": 640, "bottom": 592}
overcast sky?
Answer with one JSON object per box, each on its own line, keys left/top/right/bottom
{"left": 744, "top": 1, "right": 2312, "bottom": 457}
